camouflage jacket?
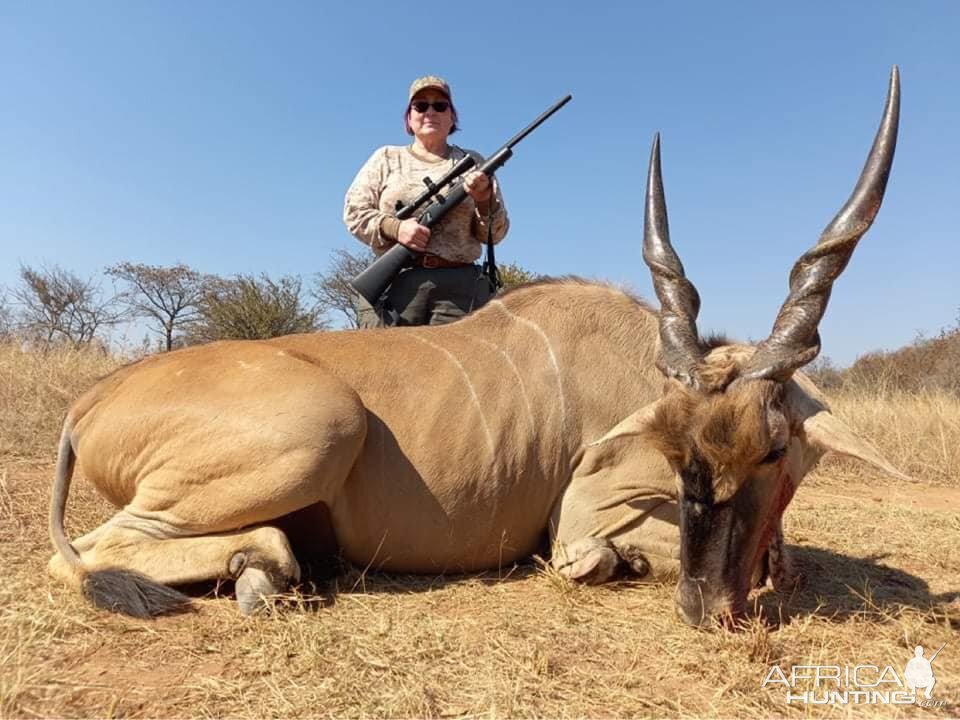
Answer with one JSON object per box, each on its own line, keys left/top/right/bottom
{"left": 343, "top": 145, "right": 509, "bottom": 263}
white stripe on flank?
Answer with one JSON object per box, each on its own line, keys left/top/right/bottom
{"left": 489, "top": 300, "right": 567, "bottom": 433}
{"left": 447, "top": 327, "right": 536, "bottom": 431}
{"left": 409, "top": 332, "right": 495, "bottom": 456}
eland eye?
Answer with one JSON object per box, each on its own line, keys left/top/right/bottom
{"left": 761, "top": 447, "right": 786, "bottom": 464}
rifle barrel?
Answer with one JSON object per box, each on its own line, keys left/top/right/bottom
{"left": 504, "top": 95, "right": 572, "bottom": 149}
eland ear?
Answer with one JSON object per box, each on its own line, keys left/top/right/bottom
{"left": 802, "top": 411, "right": 914, "bottom": 483}
{"left": 785, "top": 373, "right": 913, "bottom": 482}
{"left": 589, "top": 401, "right": 661, "bottom": 447}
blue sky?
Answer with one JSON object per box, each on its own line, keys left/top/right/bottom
{"left": 1, "top": 2, "right": 957, "bottom": 363}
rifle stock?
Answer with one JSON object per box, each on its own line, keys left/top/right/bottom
{"left": 349, "top": 95, "right": 571, "bottom": 306}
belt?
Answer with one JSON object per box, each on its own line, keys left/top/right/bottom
{"left": 414, "top": 254, "right": 473, "bottom": 269}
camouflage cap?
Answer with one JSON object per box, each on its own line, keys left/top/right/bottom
{"left": 408, "top": 75, "right": 452, "bottom": 101}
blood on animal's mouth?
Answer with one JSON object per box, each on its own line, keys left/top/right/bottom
{"left": 749, "top": 469, "right": 795, "bottom": 586}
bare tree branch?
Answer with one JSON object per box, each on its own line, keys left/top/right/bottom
{"left": 12, "top": 264, "right": 125, "bottom": 347}
{"left": 0, "top": 286, "right": 13, "bottom": 340}
{"left": 311, "top": 248, "right": 375, "bottom": 329}
{"left": 106, "top": 262, "right": 208, "bottom": 351}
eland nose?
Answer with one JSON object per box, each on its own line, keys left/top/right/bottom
{"left": 674, "top": 576, "right": 710, "bottom": 627}
{"left": 674, "top": 575, "right": 747, "bottom": 629}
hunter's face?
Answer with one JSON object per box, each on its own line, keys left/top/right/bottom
{"left": 408, "top": 89, "right": 453, "bottom": 142}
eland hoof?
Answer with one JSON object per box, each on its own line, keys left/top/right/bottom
{"left": 768, "top": 549, "right": 804, "bottom": 594}
{"left": 556, "top": 538, "right": 619, "bottom": 585}
{"left": 235, "top": 567, "right": 281, "bottom": 615}
{"left": 613, "top": 544, "right": 651, "bottom": 579}
{"left": 772, "top": 567, "right": 805, "bottom": 594}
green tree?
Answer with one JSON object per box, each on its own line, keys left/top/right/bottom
{"left": 497, "top": 260, "right": 540, "bottom": 290}
{"left": 188, "top": 274, "right": 325, "bottom": 343}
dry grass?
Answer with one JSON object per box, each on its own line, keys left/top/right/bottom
{"left": 1, "top": 342, "right": 959, "bottom": 718}
{"left": 814, "top": 388, "right": 960, "bottom": 486}
{"left": 0, "top": 342, "right": 121, "bottom": 460}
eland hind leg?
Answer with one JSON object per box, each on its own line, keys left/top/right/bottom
{"left": 65, "top": 518, "right": 301, "bottom": 616}
{"left": 51, "top": 350, "right": 368, "bottom": 615}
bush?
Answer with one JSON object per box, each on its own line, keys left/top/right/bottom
{"left": 842, "top": 325, "right": 960, "bottom": 396}
{"left": 188, "top": 274, "right": 325, "bottom": 343}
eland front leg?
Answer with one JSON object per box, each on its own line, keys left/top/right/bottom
{"left": 551, "top": 431, "right": 681, "bottom": 585}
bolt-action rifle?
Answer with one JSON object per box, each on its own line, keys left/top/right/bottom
{"left": 349, "top": 94, "right": 572, "bottom": 306}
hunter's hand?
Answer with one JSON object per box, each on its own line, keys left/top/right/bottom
{"left": 463, "top": 171, "right": 492, "bottom": 203}
{"left": 397, "top": 218, "right": 431, "bottom": 252}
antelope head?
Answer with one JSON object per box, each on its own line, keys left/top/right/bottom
{"left": 636, "top": 67, "right": 903, "bottom": 626}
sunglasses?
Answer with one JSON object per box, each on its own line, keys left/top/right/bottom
{"left": 410, "top": 100, "right": 450, "bottom": 113}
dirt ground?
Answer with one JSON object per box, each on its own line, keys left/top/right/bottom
{"left": 2, "top": 461, "right": 958, "bottom": 719}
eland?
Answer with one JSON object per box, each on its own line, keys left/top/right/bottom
{"left": 49, "top": 68, "right": 903, "bottom": 626}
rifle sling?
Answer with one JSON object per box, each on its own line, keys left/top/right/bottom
{"left": 481, "top": 193, "right": 502, "bottom": 292}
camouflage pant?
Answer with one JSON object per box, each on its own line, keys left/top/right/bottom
{"left": 356, "top": 265, "right": 495, "bottom": 328}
